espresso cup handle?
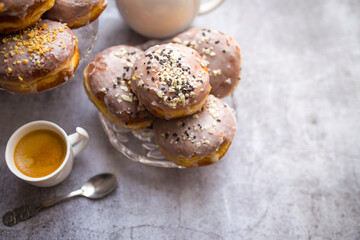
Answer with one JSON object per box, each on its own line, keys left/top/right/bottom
{"left": 198, "top": 0, "right": 224, "bottom": 15}
{"left": 68, "top": 127, "right": 89, "bottom": 157}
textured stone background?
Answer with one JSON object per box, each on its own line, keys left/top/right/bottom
{"left": 1, "top": 0, "right": 360, "bottom": 239}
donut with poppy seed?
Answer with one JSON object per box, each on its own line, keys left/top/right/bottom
{"left": 83, "top": 45, "right": 155, "bottom": 129}
{"left": 153, "top": 95, "right": 236, "bottom": 167}
{"left": 131, "top": 43, "right": 211, "bottom": 120}
{"left": 172, "top": 28, "right": 241, "bottom": 98}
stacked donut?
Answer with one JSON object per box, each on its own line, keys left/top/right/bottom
{"left": 0, "top": 0, "right": 107, "bottom": 94}
{"left": 83, "top": 28, "right": 241, "bottom": 167}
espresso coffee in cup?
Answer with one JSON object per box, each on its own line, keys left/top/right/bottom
{"left": 5, "top": 121, "right": 89, "bottom": 187}
{"left": 14, "top": 129, "right": 67, "bottom": 178}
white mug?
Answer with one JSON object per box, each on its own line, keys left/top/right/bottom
{"left": 116, "top": 0, "right": 225, "bottom": 38}
{"left": 5, "top": 121, "right": 89, "bottom": 187}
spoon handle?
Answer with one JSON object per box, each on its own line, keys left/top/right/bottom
{"left": 2, "top": 189, "right": 82, "bottom": 227}
{"left": 2, "top": 203, "right": 43, "bottom": 227}
{"left": 42, "top": 189, "right": 82, "bottom": 207}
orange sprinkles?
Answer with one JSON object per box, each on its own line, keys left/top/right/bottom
{"left": 1, "top": 22, "right": 60, "bottom": 66}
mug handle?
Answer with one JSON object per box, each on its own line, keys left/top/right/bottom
{"left": 198, "top": 0, "right": 225, "bottom": 15}
{"left": 68, "top": 127, "right": 90, "bottom": 157}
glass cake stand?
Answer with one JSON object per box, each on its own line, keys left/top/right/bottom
{"left": 99, "top": 95, "right": 236, "bottom": 168}
{"left": 72, "top": 19, "right": 99, "bottom": 63}
{"left": 99, "top": 112, "right": 184, "bottom": 168}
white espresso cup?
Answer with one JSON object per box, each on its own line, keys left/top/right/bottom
{"left": 116, "top": 0, "right": 225, "bottom": 38}
{"left": 5, "top": 121, "right": 89, "bottom": 187}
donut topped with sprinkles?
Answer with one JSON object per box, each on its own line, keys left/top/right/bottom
{"left": 83, "top": 45, "right": 155, "bottom": 129}
{"left": 172, "top": 28, "right": 241, "bottom": 98}
{"left": 153, "top": 95, "right": 236, "bottom": 167}
{"left": 0, "top": 19, "right": 79, "bottom": 94}
{"left": 131, "top": 43, "right": 211, "bottom": 120}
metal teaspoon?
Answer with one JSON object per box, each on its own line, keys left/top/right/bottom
{"left": 2, "top": 173, "right": 117, "bottom": 227}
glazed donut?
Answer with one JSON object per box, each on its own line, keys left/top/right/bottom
{"left": 153, "top": 95, "right": 236, "bottom": 167}
{"left": 0, "top": 0, "right": 55, "bottom": 34}
{"left": 131, "top": 43, "right": 211, "bottom": 120}
{"left": 83, "top": 45, "right": 155, "bottom": 129}
{"left": 44, "top": 0, "right": 108, "bottom": 29}
{"left": 172, "top": 28, "right": 241, "bottom": 98}
{"left": 0, "top": 19, "right": 79, "bottom": 94}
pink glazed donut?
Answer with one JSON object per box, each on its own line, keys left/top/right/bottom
{"left": 131, "top": 43, "right": 211, "bottom": 120}
{"left": 153, "top": 95, "right": 236, "bottom": 167}
{"left": 172, "top": 28, "right": 241, "bottom": 98}
{"left": 44, "top": 0, "right": 108, "bottom": 28}
{"left": 0, "top": 20, "right": 79, "bottom": 94}
{"left": 83, "top": 45, "right": 155, "bottom": 129}
{"left": 0, "top": 0, "right": 55, "bottom": 33}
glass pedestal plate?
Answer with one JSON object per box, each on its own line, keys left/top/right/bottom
{"left": 72, "top": 19, "right": 99, "bottom": 64}
{"left": 99, "top": 95, "right": 236, "bottom": 168}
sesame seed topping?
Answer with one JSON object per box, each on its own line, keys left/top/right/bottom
{"left": 212, "top": 69, "right": 222, "bottom": 76}
{"left": 173, "top": 37, "right": 182, "bottom": 44}
{"left": 120, "top": 85, "right": 129, "bottom": 91}
{"left": 203, "top": 140, "right": 210, "bottom": 145}
{"left": 202, "top": 48, "right": 211, "bottom": 55}
{"left": 121, "top": 94, "right": 133, "bottom": 102}
{"left": 138, "top": 80, "right": 144, "bottom": 86}
{"left": 136, "top": 45, "right": 204, "bottom": 109}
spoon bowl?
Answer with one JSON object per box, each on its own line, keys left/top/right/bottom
{"left": 81, "top": 173, "right": 118, "bottom": 199}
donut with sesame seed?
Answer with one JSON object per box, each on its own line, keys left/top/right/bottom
{"left": 0, "top": 0, "right": 55, "bottom": 33}
{"left": 83, "top": 45, "right": 155, "bottom": 129}
{"left": 153, "top": 95, "right": 236, "bottom": 167}
{"left": 131, "top": 43, "right": 211, "bottom": 120}
{"left": 172, "top": 28, "right": 241, "bottom": 98}
{"left": 0, "top": 19, "right": 79, "bottom": 94}
{"left": 44, "top": 0, "right": 108, "bottom": 29}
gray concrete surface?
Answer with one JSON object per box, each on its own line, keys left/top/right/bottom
{"left": 1, "top": 0, "right": 360, "bottom": 239}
